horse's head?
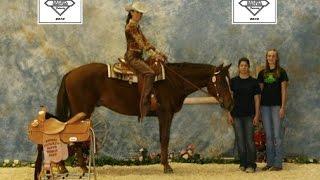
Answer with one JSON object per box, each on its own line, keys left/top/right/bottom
{"left": 207, "top": 64, "right": 234, "bottom": 111}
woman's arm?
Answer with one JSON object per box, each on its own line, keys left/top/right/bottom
{"left": 280, "top": 81, "right": 288, "bottom": 119}
{"left": 253, "top": 94, "right": 261, "bottom": 126}
{"left": 129, "top": 26, "right": 164, "bottom": 60}
{"left": 259, "top": 83, "right": 264, "bottom": 91}
{"left": 225, "top": 89, "right": 233, "bottom": 125}
{"left": 128, "top": 25, "right": 154, "bottom": 51}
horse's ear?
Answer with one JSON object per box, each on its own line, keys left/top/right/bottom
{"left": 225, "top": 63, "right": 232, "bottom": 70}
{"left": 219, "top": 63, "right": 224, "bottom": 68}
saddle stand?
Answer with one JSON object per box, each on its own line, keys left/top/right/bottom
{"left": 28, "top": 108, "right": 97, "bottom": 180}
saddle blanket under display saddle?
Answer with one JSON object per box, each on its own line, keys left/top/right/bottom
{"left": 106, "top": 63, "right": 166, "bottom": 83}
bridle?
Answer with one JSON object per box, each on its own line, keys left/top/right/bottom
{"left": 211, "top": 68, "right": 222, "bottom": 101}
{"left": 210, "top": 67, "right": 231, "bottom": 103}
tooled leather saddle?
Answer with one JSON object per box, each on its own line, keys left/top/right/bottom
{"left": 28, "top": 109, "right": 91, "bottom": 163}
{"left": 107, "top": 57, "right": 165, "bottom": 84}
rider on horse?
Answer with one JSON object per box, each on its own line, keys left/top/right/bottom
{"left": 124, "top": 1, "right": 167, "bottom": 121}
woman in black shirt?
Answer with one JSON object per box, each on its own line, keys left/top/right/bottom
{"left": 227, "top": 57, "right": 261, "bottom": 173}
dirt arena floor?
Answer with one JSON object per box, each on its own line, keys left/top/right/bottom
{"left": 1, "top": 163, "right": 319, "bottom": 180}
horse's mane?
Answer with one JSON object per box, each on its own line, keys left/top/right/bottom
{"left": 162, "top": 62, "right": 213, "bottom": 93}
{"left": 166, "top": 62, "right": 213, "bottom": 74}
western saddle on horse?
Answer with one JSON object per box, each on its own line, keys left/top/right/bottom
{"left": 108, "top": 57, "right": 165, "bottom": 83}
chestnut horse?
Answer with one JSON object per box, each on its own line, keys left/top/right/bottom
{"left": 34, "top": 62, "right": 233, "bottom": 179}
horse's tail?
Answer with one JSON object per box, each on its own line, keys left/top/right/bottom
{"left": 56, "top": 72, "right": 70, "bottom": 122}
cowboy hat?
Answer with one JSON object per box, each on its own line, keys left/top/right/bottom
{"left": 125, "top": 0, "right": 148, "bottom": 13}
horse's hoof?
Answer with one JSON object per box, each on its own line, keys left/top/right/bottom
{"left": 81, "top": 166, "right": 89, "bottom": 174}
{"left": 164, "top": 168, "right": 174, "bottom": 174}
{"left": 58, "top": 168, "right": 69, "bottom": 174}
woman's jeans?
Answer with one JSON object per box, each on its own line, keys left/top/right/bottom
{"left": 233, "top": 116, "right": 257, "bottom": 168}
{"left": 261, "top": 106, "right": 285, "bottom": 168}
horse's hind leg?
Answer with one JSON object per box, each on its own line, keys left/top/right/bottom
{"left": 68, "top": 93, "right": 96, "bottom": 174}
{"left": 58, "top": 144, "right": 88, "bottom": 174}
{"left": 34, "top": 144, "right": 43, "bottom": 180}
{"left": 74, "top": 143, "right": 89, "bottom": 174}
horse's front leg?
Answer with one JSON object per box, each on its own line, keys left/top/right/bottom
{"left": 74, "top": 143, "right": 89, "bottom": 174}
{"left": 158, "top": 111, "right": 174, "bottom": 173}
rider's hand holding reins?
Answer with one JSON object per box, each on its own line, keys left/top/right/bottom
{"left": 155, "top": 54, "right": 166, "bottom": 63}
{"left": 154, "top": 50, "right": 167, "bottom": 63}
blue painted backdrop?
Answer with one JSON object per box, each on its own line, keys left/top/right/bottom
{"left": 0, "top": 0, "right": 319, "bottom": 160}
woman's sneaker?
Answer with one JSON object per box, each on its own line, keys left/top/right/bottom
{"left": 239, "top": 166, "right": 246, "bottom": 171}
{"left": 245, "top": 167, "right": 255, "bottom": 173}
{"left": 261, "top": 165, "right": 272, "bottom": 171}
{"left": 269, "top": 167, "right": 283, "bottom": 171}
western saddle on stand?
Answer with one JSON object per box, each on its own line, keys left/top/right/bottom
{"left": 28, "top": 107, "right": 97, "bottom": 180}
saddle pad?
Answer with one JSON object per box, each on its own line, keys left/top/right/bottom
{"left": 106, "top": 64, "right": 165, "bottom": 83}
{"left": 43, "top": 134, "right": 68, "bottom": 163}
